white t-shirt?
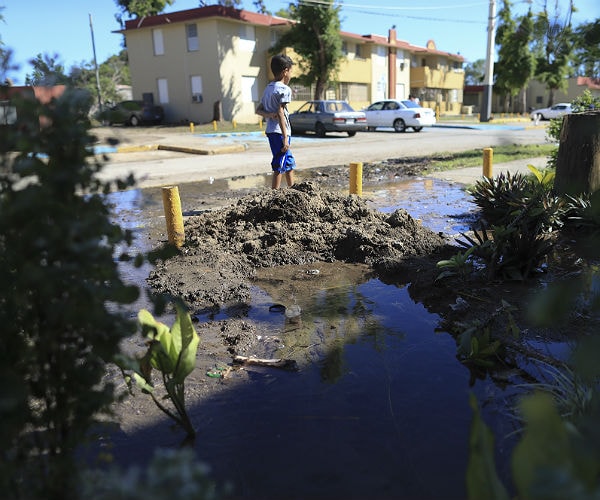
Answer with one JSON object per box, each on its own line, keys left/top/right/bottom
{"left": 261, "top": 80, "right": 292, "bottom": 135}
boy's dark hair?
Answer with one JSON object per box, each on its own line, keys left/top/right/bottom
{"left": 271, "top": 54, "right": 293, "bottom": 77}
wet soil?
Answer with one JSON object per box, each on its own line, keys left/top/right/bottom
{"left": 109, "top": 158, "right": 598, "bottom": 497}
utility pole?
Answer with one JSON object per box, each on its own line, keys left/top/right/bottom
{"left": 89, "top": 13, "right": 103, "bottom": 114}
{"left": 480, "top": 0, "right": 496, "bottom": 122}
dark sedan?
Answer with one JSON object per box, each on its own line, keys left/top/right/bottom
{"left": 99, "top": 100, "right": 164, "bottom": 126}
{"left": 289, "top": 100, "right": 367, "bottom": 137}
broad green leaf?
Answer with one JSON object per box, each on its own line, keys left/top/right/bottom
{"left": 512, "top": 393, "right": 572, "bottom": 498}
{"left": 466, "top": 394, "right": 510, "bottom": 500}
{"left": 173, "top": 305, "right": 200, "bottom": 384}
{"left": 138, "top": 309, "right": 175, "bottom": 373}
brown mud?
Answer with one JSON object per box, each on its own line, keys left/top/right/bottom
{"left": 112, "top": 161, "right": 597, "bottom": 444}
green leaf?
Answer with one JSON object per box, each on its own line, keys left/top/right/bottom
{"left": 172, "top": 305, "right": 200, "bottom": 384}
{"left": 511, "top": 393, "right": 572, "bottom": 497}
{"left": 132, "top": 372, "right": 155, "bottom": 393}
{"left": 466, "top": 394, "right": 510, "bottom": 500}
{"left": 138, "top": 309, "right": 176, "bottom": 374}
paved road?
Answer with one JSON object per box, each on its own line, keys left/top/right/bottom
{"left": 96, "top": 122, "right": 551, "bottom": 188}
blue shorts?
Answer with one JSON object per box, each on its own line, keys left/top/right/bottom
{"left": 267, "top": 133, "right": 296, "bottom": 174}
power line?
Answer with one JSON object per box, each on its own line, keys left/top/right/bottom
{"left": 298, "top": 0, "right": 488, "bottom": 11}
{"left": 286, "top": 0, "right": 487, "bottom": 25}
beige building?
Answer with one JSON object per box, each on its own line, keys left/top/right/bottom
{"left": 119, "top": 5, "right": 464, "bottom": 124}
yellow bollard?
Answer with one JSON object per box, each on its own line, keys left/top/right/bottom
{"left": 259, "top": 118, "right": 263, "bottom": 130}
{"left": 212, "top": 120, "right": 217, "bottom": 131}
{"left": 233, "top": 120, "right": 237, "bottom": 129}
{"left": 349, "top": 162, "right": 363, "bottom": 196}
{"left": 189, "top": 122, "right": 195, "bottom": 133}
{"left": 161, "top": 186, "right": 185, "bottom": 248}
{"left": 483, "top": 147, "right": 493, "bottom": 179}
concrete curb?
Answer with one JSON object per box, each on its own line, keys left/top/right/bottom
{"left": 109, "top": 142, "right": 247, "bottom": 155}
{"left": 157, "top": 143, "right": 248, "bottom": 155}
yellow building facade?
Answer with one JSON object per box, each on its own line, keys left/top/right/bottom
{"left": 120, "top": 5, "right": 464, "bottom": 124}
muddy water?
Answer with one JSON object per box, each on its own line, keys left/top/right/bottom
{"left": 106, "top": 176, "right": 519, "bottom": 500}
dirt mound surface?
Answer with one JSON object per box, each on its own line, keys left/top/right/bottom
{"left": 147, "top": 181, "right": 448, "bottom": 310}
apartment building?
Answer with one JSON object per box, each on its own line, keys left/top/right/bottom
{"left": 119, "top": 5, "right": 464, "bottom": 124}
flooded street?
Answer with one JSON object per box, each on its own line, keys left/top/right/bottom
{"left": 106, "top": 173, "right": 522, "bottom": 499}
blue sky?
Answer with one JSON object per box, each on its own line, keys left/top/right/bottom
{"left": 1, "top": 0, "right": 598, "bottom": 84}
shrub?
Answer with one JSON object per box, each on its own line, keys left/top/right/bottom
{"left": 0, "top": 87, "right": 140, "bottom": 499}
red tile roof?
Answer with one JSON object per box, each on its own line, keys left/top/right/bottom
{"left": 123, "top": 5, "right": 291, "bottom": 31}
{"left": 121, "top": 5, "right": 463, "bottom": 60}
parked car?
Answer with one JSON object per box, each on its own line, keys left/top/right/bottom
{"left": 289, "top": 100, "right": 367, "bottom": 137}
{"left": 530, "top": 103, "right": 572, "bottom": 121}
{"left": 363, "top": 99, "right": 436, "bottom": 132}
{"left": 99, "top": 100, "right": 164, "bottom": 126}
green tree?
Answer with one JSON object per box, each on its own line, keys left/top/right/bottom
{"left": 115, "top": 0, "right": 174, "bottom": 18}
{"left": 531, "top": 1, "right": 574, "bottom": 106}
{"left": 272, "top": 0, "right": 343, "bottom": 100}
{"left": 571, "top": 20, "right": 600, "bottom": 77}
{"left": 70, "top": 50, "right": 131, "bottom": 110}
{"left": 464, "top": 59, "right": 486, "bottom": 86}
{"left": 198, "top": 0, "right": 267, "bottom": 10}
{"left": 495, "top": 1, "right": 535, "bottom": 113}
{"left": 25, "top": 53, "right": 70, "bottom": 86}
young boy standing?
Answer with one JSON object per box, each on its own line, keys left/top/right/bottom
{"left": 256, "top": 54, "right": 296, "bottom": 189}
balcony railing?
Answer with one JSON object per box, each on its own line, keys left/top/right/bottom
{"left": 410, "top": 66, "right": 464, "bottom": 89}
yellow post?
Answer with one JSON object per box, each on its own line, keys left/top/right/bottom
{"left": 483, "top": 147, "right": 493, "bottom": 179}
{"left": 233, "top": 120, "right": 237, "bottom": 129}
{"left": 212, "top": 120, "right": 217, "bottom": 131}
{"left": 189, "top": 122, "right": 195, "bottom": 133}
{"left": 349, "top": 162, "right": 363, "bottom": 196}
{"left": 259, "top": 118, "right": 263, "bottom": 130}
{"left": 161, "top": 186, "right": 185, "bottom": 248}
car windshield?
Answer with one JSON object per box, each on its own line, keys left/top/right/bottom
{"left": 322, "top": 101, "right": 354, "bottom": 112}
{"left": 401, "top": 100, "right": 420, "bottom": 109}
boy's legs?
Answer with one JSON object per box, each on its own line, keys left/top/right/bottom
{"left": 284, "top": 170, "right": 294, "bottom": 187}
{"left": 267, "top": 133, "right": 296, "bottom": 189}
{"left": 272, "top": 172, "right": 283, "bottom": 189}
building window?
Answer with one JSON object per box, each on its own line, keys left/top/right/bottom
{"left": 355, "top": 44, "right": 362, "bottom": 59}
{"left": 291, "top": 84, "right": 312, "bottom": 101}
{"left": 191, "top": 75, "right": 203, "bottom": 103}
{"left": 241, "top": 76, "right": 258, "bottom": 103}
{"left": 238, "top": 25, "right": 256, "bottom": 52}
{"left": 0, "top": 100, "right": 17, "bottom": 125}
{"left": 270, "top": 30, "right": 280, "bottom": 48}
{"left": 153, "top": 29, "right": 164, "bottom": 56}
{"left": 186, "top": 24, "right": 199, "bottom": 51}
{"left": 340, "top": 83, "right": 368, "bottom": 102}
{"left": 341, "top": 41, "right": 348, "bottom": 55}
{"left": 157, "top": 78, "right": 169, "bottom": 104}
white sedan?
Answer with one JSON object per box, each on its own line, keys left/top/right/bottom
{"left": 364, "top": 99, "right": 436, "bottom": 132}
{"left": 530, "top": 103, "right": 572, "bottom": 121}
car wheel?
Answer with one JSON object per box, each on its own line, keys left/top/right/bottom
{"left": 367, "top": 126, "right": 376, "bottom": 132}
{"left": 315, "top": 122, "right": 327, "bottom": 138}
{"left": 129, "top": 115, "right": 140, "bottom": 127}
{"left": 393, "top": 119, "right": 406, "bottom": 133}
{"left": 413, "top": 126, "right": 423, "bottom": 132}
{"left": 347, "top": 131, "right": 356, "bottom": 137}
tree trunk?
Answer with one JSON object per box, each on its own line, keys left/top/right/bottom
{"left": 554, "top": 110, "right": 600, "bottom": 196}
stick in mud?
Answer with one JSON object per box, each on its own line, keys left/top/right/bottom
{"left": 233, "top": 355, "right": 299, "bottom": 371}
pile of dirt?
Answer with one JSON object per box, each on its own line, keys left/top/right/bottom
{"left": 147, "top": 181, "right": 450, "bottom": 310}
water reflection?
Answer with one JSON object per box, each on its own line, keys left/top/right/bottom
{"left": 105, "top": 175, "right": 518, "bottom": 499}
